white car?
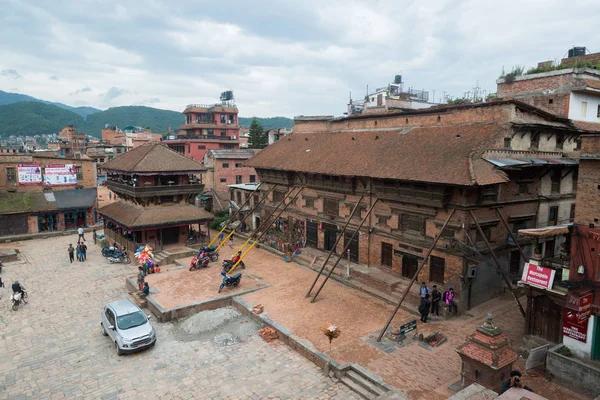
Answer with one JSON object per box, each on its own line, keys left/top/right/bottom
{"left": 101, "top": 299, "right": 156, "bottom": 355}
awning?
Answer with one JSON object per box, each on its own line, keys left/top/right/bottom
{"left": 54, "top": 188, "right": 97, "bottom": 210}
{"left": 484, "top": 158, "right": 578, "bottom": 168}
{"left": 518, "top": 223, "right": 572, "bottom": 238}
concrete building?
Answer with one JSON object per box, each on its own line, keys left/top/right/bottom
{"left": 202, "top": 149, "right": 260, "bottom": 211}
{"left": 247, "top": 100, "right": 583, "bottom": 311}
{"left": 266, "top": 128, "right": 293, "bottom": 145}
{"left": 101, "top": 125, "right": 162, "bottom": 151}
{"left": 0, "top": 153, "right": 97, "bottom": 236}
{"left": 228, "top": 182, "right": 261, "bottom": 231}
{"left": 47, "top": 125, "right": 88, "bottom": 158}
{"left": 86, "top": 143, "right": 128, "bottom": 184}
{"left": 497, "top": 47, "right": 600, "bottom": 131}
{"left": 163, "top": 92, "right": 241, "bottom": 162}
{"left": 98, "top": 143, "right": 213, "bottom": 251}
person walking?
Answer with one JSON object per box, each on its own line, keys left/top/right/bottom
{"left": 68, "top": 244, "right": 75, "bottom": 263}
{"left": 81, "top": 242, "right": 87, "bottom": 261}
{"left": 108, "top": 192, "right": 112, "bottom": 201}
{"left": 76, "top": 243, "right": 83, "bottom": 262}
{"left": 137, "top": 266, "right": 145, "bottom": 291}
{"left": 445, "top": 287, "right": 458, "bottom": 316}
{"left": 229, "top": 232, "right": 234, "bottom": 248}
{"left": 218, "top": 231, "right": 225, "bottom": 244}
{"left": 77, "top": 226, "right": 86, "bottom": 242}
{"left": 431, "top": 285, "right": 442, "bottom": 318}
{"left": 419, "top": 294, "right": 431, "bottom": 324}
{"left": 419, "top": 282, "right": 430, "bottom": 298}
{"left": 93, "top": 229, "right": 97, "bottom": 245}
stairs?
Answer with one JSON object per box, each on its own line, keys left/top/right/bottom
{"left": 338, "top": 366, "right": 405, "bottom": 399}
{"left": 152, "top": 251, "right": 169, "bottom": 264}
{"left": 130, "top": 292, "right": 147, "bottom": 308}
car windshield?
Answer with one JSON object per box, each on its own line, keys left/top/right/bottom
{"left": 116, "top": 311, "right": 147, "bottom": 330}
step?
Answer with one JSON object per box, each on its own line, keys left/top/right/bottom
{"left": 346, "top": 370, "right": 386, "bottom": 396}
{"left": 130, "top": 294, "right": 147, "bottom": 308}
{"left": 340, "top": 376, "right": 377, "bottom": 399}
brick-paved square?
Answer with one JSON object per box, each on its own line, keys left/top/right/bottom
{"left": 0, "top": 235, "right": 359, "bottom": 400}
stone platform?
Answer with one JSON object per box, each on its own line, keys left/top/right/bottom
{"left": 126, "top": 264, "right": 269, "bottom": 322}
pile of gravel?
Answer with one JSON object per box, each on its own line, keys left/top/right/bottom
{"left": 213, "top": 332, "right": 238, "bottom": 347}
{"left": 180, "top": 307, "right": 241, "bottom": 335}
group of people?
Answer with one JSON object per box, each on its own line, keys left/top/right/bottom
{"left": 417, "top": 282, "right": 458, "bottom": 324}
{"left": 68, "top": 242, "right": 88, "bottom": 263}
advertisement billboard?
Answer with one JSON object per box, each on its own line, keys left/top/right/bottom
{"left": 17, "top": 164, "right": 42, "bottom": 185}
{"left": 563, "top": 309, "right": 588, "bottom": 343}
{"left": 522, "top": 262, "right": 556, "bottom": 290}
{"left": 44, "top": 164, "right": 77, "bottom": 186}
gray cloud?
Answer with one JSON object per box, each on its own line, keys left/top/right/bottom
{"left": 103, "top": 87, "right": 128, "bottom": 102}
{"left": 0, "top": 0, "right": 598, "bottom": 116}
{"left": 49, "top": 75, "right": 59, "bottom": 80}
{"left": 69, "top": 87, "right": 91, "bottom": 96}
{"left": 1, "top": 69, "right": 21, "bottom": 79}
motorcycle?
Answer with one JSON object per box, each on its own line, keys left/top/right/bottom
{"left": 101, "top": 247, "right": 123, "bottom": 258}
{"left": 11, "top": 289, "right": 28, "bottom": 311}
{"left": 222, "top": 258, "right": 245, "bottom": 273}
{"left": 218, "top": 271, "right": 242, "bottom": 293}
{"left": 107, "top": 254, "right": 131, "bottom": 264}
{"left": 189, "top": 254, "right": 210, "bottom": 271}
{"left": 197, "top": 247, "right": 219, "bottom": 262}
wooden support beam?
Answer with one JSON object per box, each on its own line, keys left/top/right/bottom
{"left": 494, "top": 208, "right": 529, "bottom": 264}
{"left": 306, "top": 195, "right": 364, "bottom": 298}
{"left": 311, "top": 199, "right": 380, "bottom": 303}
{"left": 376, "top": 209, "right": 456, "bottom": 342}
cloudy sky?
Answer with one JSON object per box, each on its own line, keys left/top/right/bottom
{"left": 1, "top": 0, "right": 598, "bottom": 117}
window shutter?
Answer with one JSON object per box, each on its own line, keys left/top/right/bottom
{"left": 400, "top": 214, "right": 408, "bottom": 231}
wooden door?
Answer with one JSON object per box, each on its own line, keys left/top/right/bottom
{"left": 381, "top": 243, "right": 393, "bottom": 267}
{"left": 533, "top": 295, "right": 562, "bottom": 343}
{"left": 429, "top": 256, "right": 445, "bottom": 283}
{"left": 344, "top": 231, "right": 359, "bottom": 263}
{"left": 402, "top": 255, "right": 418, "bottom": 278}
{"left": 323, "top": 223, "right": 338, "bottom": 251}
{"left": 306, "top": 220, "right": 318, "bottom": 248}
{"left": 509, "top": 251, "right": 521, "bottom": 283}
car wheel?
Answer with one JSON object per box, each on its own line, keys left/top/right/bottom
{"left": 101, "top": 323, "right": 108, "bottom": 336}
{"left": 116, "top": 342, "right": 123, "bottom": 356}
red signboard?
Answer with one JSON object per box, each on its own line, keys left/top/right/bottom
{"left": 522, "top": 263, "right": 556, "bottom": 289}
{"left": 578, "top": 293, "right": 593, "bottom": 323}
{"left": 563, "top": 309, "right": 588, "bottom": 343}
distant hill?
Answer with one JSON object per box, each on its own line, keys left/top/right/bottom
{"left": 84, "top": 106, "right": 184, "bottom": 134}
{"left": 0, "top": 90, "right": 101, "bottom": 119}
{"left": 238, "top": 116, "right": 293, "bottom": 130}
{"left": 0, "top": 102, "right": 84, "bottom": 137}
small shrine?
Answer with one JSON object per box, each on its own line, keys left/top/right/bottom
{"left": 456, "top": 313, "right": 518, "bottom": 393}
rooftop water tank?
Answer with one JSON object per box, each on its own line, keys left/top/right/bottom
{"left": 568, "top": 46, "right": 586, "bottom": 58}
{"left": 394, "top": 75, "right": 402, "bottom": 84}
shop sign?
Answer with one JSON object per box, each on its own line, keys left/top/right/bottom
{"left": 563, "top": 309, "right": 588, "bottom": 343}
{"left": 44, "top": 164, "right": 77, "bottom": 186}
{"left": 17, "top": 164, "right": 42, "bottom": 185}
{"left": 578, "top": 293, "right": 593, "bottom": 323}
{"left": 522, "top": 263, "right": 555, "bottom": 289}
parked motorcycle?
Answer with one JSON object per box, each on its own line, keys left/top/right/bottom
{"left": 222, "top": 259, "right": 245, "bottom": 273}
{"left": 107, "top": 254, "right": 131, "bottom": 264}
{"left": 101, "top": 247, "right": 123, "bottom": 258}
{"left": 218, "top": 271, "right": 242, "bottom": 293}
{"left": 11, "top": 289, "right": 28, "bottom": 311}
{"left": 189, "top": 254, "right": 210, "bottom": 271}
{"left": 197, "top": 247, "right": 219, "bottom": 262}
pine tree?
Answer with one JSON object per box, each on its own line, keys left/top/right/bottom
{"left": 248, "top": 117, "right": 267, "bottom": 149}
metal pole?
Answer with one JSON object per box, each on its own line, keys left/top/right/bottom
{"left": 311, "top": 199, "right": 380, "bottom": 303}
{"left": 306, "top": 195, "right": 364, "bottom": 297}
{"left": 227, "top": 188, "right": 304, "bottom": 274}
{"left": 494, "top": 208, "right": 529, "bottom": 263}
{"left": 376, "top": 209, "right": 456, "bottom": 342}
{"left": 468, "top": 210, "right": 526, "bottom": 318}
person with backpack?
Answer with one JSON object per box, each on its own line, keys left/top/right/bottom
{"left": 445, "top": 287, "right": 458, "bottom": 316}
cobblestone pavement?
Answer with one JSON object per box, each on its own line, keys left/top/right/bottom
{"left": 0, "top": 235, "right": 360, "bottom": 400}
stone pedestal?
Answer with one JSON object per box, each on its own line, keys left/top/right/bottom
{"left": 456, "top": 313, "right": 518, "bottom": 393}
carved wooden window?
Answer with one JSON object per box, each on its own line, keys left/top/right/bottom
{"left": 399, "top": 214, "right": 426, "bottom": 235}
{"left": 324, "top": 198, "right": 339, "bottom": 217}
{"left": 273, "top": 191, "right": 285, "bottom": 203}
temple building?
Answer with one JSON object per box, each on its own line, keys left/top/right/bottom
{"left": 98, "top": 143, "right": 214, "bottom": 250}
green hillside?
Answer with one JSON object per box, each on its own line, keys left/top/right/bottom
{"left": 238, "top": 116, "right": 293, "bottom": 130}
{"left": 0, "top": 102, "right": 84, "bottom": 137}
{"left": 84, "top": 106, "right": 184, "bottom": 134}
{"left": 0, "top": 100, "right": 295, "bottom": 139}
{"left": 0, "top": 90, "right": 101, "bottom": 119}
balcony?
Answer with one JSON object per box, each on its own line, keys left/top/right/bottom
{"left": 172, "top": 134, "right": 238, "bottom": 141}
{"left": 106, "top": 180, "right": 205, "bottom": 198}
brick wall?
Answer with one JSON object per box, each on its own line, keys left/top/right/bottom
{"left": 574, "top": 135, "right": 600, "bottom": 225}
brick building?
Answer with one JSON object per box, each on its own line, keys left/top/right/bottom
{"left": 0, "top": 153, "right": 97, "bottom": 236}
{"left": 86, "top": 143, "right": 127, "bottom": 184}
{"left": 202, "top": 149, "right": 260, "bottom": 204}
{"left": 98, "top": 143, "right": 213, "bottom": 251}
{"left": 247, "top": 100, "right": 583, "bottom": 310}
{"left": 163, "top": 93, "right": 241, "bottom": 162}
{"left": 47, "top": 125, "right": 88, "bottom": 158}
{"left": 497, "top": 48, "right": 600, "bottom": 131}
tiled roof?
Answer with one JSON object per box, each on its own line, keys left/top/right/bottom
{"left": 208, "top": 149, "right": 260, "bottom": 160}
{"left": 98, "top": 201, "right": 214, "bottom": 229}
{"left": 102, "top": 143, "right": 206, "bottom": 173}
{"left": 247, "top": 123, "right": 509, "bottom": 186}
{"left": 574, "top": 120, "right": 600, "bottom": 132}
{"left": 584, "top": 78, "right": 600, "bottom": 91}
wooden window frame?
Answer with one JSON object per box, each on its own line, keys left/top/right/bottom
{"left": 323, "top": 198, "right": 339, "bottom": 217}
{"left": 5, "top": 166, "right": 16, "bottom": 183}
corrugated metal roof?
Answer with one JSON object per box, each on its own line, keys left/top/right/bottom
{"left": 484, "top": 158, "right": 578, "bottom": 168}
{"left": 54, "top": 188, "right": 97, "bottom": 210}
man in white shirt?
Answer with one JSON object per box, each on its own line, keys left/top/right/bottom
{"left": 78, "top": 227, "right": 86, "bottom": 242}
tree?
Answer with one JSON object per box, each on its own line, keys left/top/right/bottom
{"left": 248, "top": 117, "right": 267, "bottom": 149}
